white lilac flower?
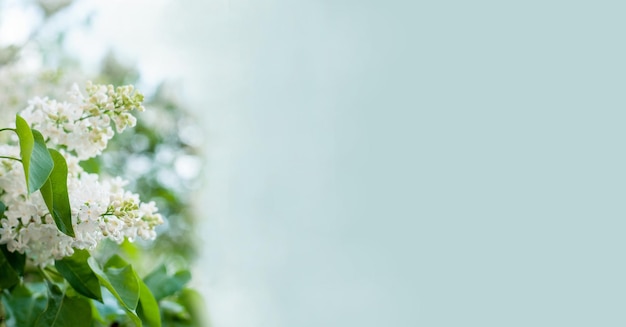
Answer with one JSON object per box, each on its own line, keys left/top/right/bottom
{"left": 0, "top": 82, "right": 162, "bottom": 266}
{"left": 20, "top": 81, "right": 145, "bottom": 160}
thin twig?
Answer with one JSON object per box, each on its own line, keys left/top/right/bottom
{"left": 0, "top": 156, "right": 20, "bottom": 162}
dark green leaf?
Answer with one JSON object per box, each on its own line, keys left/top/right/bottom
{"left": 55, "top": 249, "right": 102, "bottom": 302}
{"left": 5, "top": 283, "right": 47, "bottom": 326}
{"left": 0, "top": 201, "right": 5, "bottom": 217}
{"left": 1, "top": 244, "right": 25, "bottom": 276}
{"left": 144, "top": 265, "right": 191, "bottom": 301}
{"left": 41, "top": 148, "right": 74, "bottom": 237}
{"left": 0, "top": 245, "right": 19, "bottom": 289}
{"left": 35, "top": 282, "right": 92, "bottom": 327}
{"left": 15, "top": 116, "right": 54, "bottom": 194}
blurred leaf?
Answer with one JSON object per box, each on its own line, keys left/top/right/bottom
{"left": 144, "top": 265, "right": 191, "bottom": 301}
{"left": 178, "top": 288, "right": 208, "bottom": 327}
{"left": 103, "top": 255, "right": 130, "bottom": 270}
{"left": 91, "top": 290, "right": 128, "bottom": 326}
{"left": 119, "top": 239, "right": 140, "bottom": 262}
{"left": 0, "top": 201, "right": 5, "bottom": 217}
{"left": 79, "top": 157, "right": 100, "bottom": 174}
{"left": 0, "top": 45, "right": 19, "bottom": 65}
{"left": 1, "top": 244, "right": 25, "bottom": 276}
{"left": 0, "top": 245, "right": 19, "bottom": 289}
{"left": 35, "top": 283, "right": 92, "bottom": 327}
{"left": 41, "top": 148, "right": 74, "bottom": 237}
{"left": 160, "top": 291, "right": 208, "bottom": 327}
{"left": 55, "top": 249, "right": 102, "bottom": 302}
{"left": 37, "top": 0, "right": 73, "bottom": 17}
{"left": 15, "top": 116, "right": 54, "bottom": 194}
{"left": 160, "top": 302, "right": 193, "bottom": 327}
{"left": 5, "top": 283, "right": 47, "bottom": 326}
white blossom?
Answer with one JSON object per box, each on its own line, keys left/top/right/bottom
{"left": 20, "top": 81, "right": 145, "bottom": 160}
{"left": 0, "top": 83, "right": 162, "bottom": 266}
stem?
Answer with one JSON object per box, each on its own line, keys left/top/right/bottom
{"left": 0, "top": 156, "right": 20, "bottom": 162}
{"left": 77, "top": 114, "right": 95, "bottom": 121}
{"left": 0, "top": 128, "right": 14, "bottom": 133}
{"left": 44, "top": 267, "right": 62, "bottom": 279}
{"left": 77, "top": 109, "right": 111, "bottom": 121}
{"left": 39, "top": 267, "right": 54, "bottom": 284}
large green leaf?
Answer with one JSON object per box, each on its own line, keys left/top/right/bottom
{"left": 41, "top": 149, "right": 74, "bottom": 237}
{"left": 144, "top": 265, "right": 191, "bottom": 301}
{"left": 5, "top": 283, "right": 47, "bottom": 326}
{"left": 0, "top": 245, "right": 19, "bottom": 289}
{"left": 55, "top": 249, "right": 102, "bottom": 302}
{"left": 104, "top": 255, "right": 161, "bottom": 326}
{"left": 88, "top": 257, "right": 142, "bottom": 326}
{"left": 15, "top": 115, "right": 54, "bottom": 194}
{"left": 35, "top": 282, "right": 92, "bottom": 327}
{"left": 102, "top": 257, "right": 140, "bottom": 311}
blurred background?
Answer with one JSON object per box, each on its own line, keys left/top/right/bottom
{"left": 3, "top": 0, "right": 626, "bottom": 326}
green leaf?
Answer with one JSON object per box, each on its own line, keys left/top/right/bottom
{"left": 1, "top": 244, "right": 25, "bottom": 276}
{"left": 35, "top": 282, "right": 92, "bottom": 327}
{"left": 103, "top": 254, "right": 129, "bottom": 270}
{"left": 30, "top": 129, "right": 54, "bottom": 192}
{"left": 54, "top": 249, "right": 102, "bottom": 302}
{"left": 0, "top": 245, "right": 19, "bottom": 289}
{"left": 15, "top": 115, "right": 34, "bottom": 191}
{"left": 102, "top": 255, "right": 160, "bottom": 326}
{"left": 0, "top": 201, "right": 5, "bottom": 217}
{"left": 144, "top": 265, "right": 191, "bottom": 301}
{"left": 160, "top": 290, "right": 207, "bottom": 327}
{"left": 103, "top": 256, "right": 140, "bottom": 311}
{"left": 40, "top": 179, "right": 53, "bottom": 214}
{"left": 88, "top": 257, "right": 139, "bottom": 310}
{"left": 78, "top": 157, "right": 100, "bottom": 174}
{"left": 91, "top": 290, "right": 127, "bottom": 325}
{"left": 178, "top": 288, "right": 208, "bottom": 327}
{"left": 88, "top": 257, "right": 142, "bottom": 326}
{"left": 5, "top": 283, "right": 47, "bottom": 326}
{"left": 41, "top": 149, "right": 74, "bottom": 237}
{"left": 15, "top": 115, "right": 54, "bottom": 194}
{"left": 137, "top": 278, "right": 161, "bottom": 327}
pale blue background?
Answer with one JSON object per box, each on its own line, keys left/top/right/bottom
{"left": 157, "top": 1, "right": 626, "bottom": 326}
